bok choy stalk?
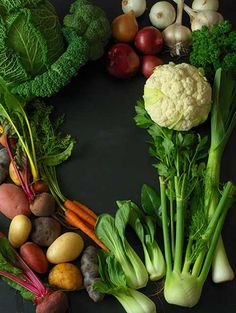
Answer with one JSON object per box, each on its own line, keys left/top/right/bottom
{"left": 95, "top": 213, "right": 148, "bottom": 289}
{"left": 116, "top": 200, "right": 165, "bottom": 281}
{"left": 204, "top": 69, "right": 236, "bottom": 282}
{"left": 135, "top": 98, "right": 236, "bottom": 307}
{"left": 93, "top": 251, "right": 156, "bottom": 313}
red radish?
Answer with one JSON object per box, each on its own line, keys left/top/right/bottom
{"left": 135, "top": 26, "right": 163, "bottom": 54}
{"left": 141, "top": 55, "right": 164, "bottom": 78}
{"left": 20, "top": 242, "right": 49, "bottom": 274}
{"left": 107, "top": 43, "right": 140, "bottom": 79}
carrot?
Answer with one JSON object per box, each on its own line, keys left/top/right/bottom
{"left": 65, "top": 209, "right": 108, "bottom": 251}
{"left": 64, "top": 200, "right": 97, "bottom": 228}
{"left": 73, "top": 200, "right": 98, "bottom": 219}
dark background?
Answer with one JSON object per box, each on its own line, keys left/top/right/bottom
{"left": 0, "top": 0, "right": 236, "bottom": 312}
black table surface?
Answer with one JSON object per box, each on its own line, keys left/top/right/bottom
{"left": 1, "top": 1, "right": 236, "bottom": 312}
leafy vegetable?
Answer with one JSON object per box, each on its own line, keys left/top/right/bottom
{"left": 0, "top": 0, "right": 111, "bottom": 98}
{"left": 95, "top": 211, "right": 148, "bottom": 289}
{"left": 94, "top": 251, "right": 157, "bottom": 313}
{"left": 135, "top": 96, "right": 236, "bottom": 307}
{"left": 190, "top": 21, "right": 236, "bottom": 80}
{"left": 116, "top": 200, "right": 165, "bottom": 281}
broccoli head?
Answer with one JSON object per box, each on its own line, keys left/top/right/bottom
{"left": 190, "top": 21, "right": 236, "bottom": 80}
{"left": 63, "top": 0, "right": 111, "bottom": 60}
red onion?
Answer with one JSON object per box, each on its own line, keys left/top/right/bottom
{"left": 135, "top": 26, "right": 163, "bottom": 55}
{"left": 141, "top": 55, "right": 164, "bottom": 78}
{"left": 107, "top": 43, "right": 140, "bottom": 79}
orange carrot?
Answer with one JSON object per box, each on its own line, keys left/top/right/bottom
{"left": 73, "top": 200, "right": 98, "bottom": 219}
{"left": 65, "top": 209, "right": 108, "bottom": 251}
{"left": 64, "top": 200, "right": 97, "bottom": 228}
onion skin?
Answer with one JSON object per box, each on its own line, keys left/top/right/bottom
{"left": 135, "top": 26, "right": 163, "bottom": 55}
{"left": 141, "top": 55, "right": 164, "bottom": 78}
{"left": 112, "top": 11, "right": 138, "bottom": 42}
{"left": 107, "top": 43, "right": 140, "bottom": 79}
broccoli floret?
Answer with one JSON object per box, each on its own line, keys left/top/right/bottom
{"left": 63, "top": 0, "right": 111, "bottom": 60}
{"left": 12, "top": 28, "right": 89, "bottom": 97}
{"left": 190, "top": 21, "right": 236, "bottom": 80}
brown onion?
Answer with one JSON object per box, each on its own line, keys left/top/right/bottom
{"left": 112, "top": 11, "right": 138, "bottom": 42}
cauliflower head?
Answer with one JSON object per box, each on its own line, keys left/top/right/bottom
{"left": 143, "top": 63, "right": 212, "bottom": 131}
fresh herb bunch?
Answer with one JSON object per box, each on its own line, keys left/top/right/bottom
{"left": 134, "top": 96, "right": 236, "bottom": 307}
{"left": 190, "top": 21, "right": 236, "bottom": 80}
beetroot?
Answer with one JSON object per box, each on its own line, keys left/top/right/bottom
{"left": 36, "top": 291, "right": 69, "bottom": 313}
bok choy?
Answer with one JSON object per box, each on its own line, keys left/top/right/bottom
{"left": 116, "top": 200, "right": 165, "bottom": 281}
{"left": 93, "top": 251, "right": 156, "bottom": 313}
{"left": 95, "top": 213, "right": 148, "bottom": 289}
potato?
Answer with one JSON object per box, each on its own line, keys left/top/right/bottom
{"left": 20, "top": 242, "right": 49, "bottom": 274}
{"left": 46, "top": 232, "right": 84, "bottom": 264}
{"left": 31, "top": 217, "right": 61, "bottom": 247}
{"left": 36, "top": 291, "right": 69, "bottom": 313}
{"left": 30, "top": 192, "right": 55, "bottom": 217}
{"left": 48, "top": 263, "right": 82, "bottom": 291}
{"left": 0, "top": 183, "right": 30, "bottom": 219}
{"left": 8, "top": 215, "right": 32, "bottom": 248}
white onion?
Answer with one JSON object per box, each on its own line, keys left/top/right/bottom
{"left": 149, "top": 1, "right": 176, "bottom": 30}
{"left": 122, "top": 0, "right": 146, "bottom": 17}
{"left": 192, "top": 0, "right": 219, "bottom": 12}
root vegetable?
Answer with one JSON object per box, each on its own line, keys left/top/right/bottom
{"left": 46, "top": 232, "right": 84, "bottom": 264}
{"left": 112, "top": 11, "right": 138, "bottom": 42}
{"left": 8, "top": 215, "right": 32, "bottom": 248}
{"left": 172, "top": 0, "right": 223, "bottom": 31}
{"left": 9, "top": 161, "right": 28, "bottom": 186}
{"left": 30, "top": 192, "right": 55, "bottom": 217}
{"left": 135, "top": 26, "right": 163, "bottom": 55}
{"left": 192, "top": 0, "right": 219, "bottom": 11}
{"left": 31, "top": 180, "right": 49, "bottom": 193}
{"left": 31, "top": 217, "right": 61, "bottom": 247}
{"left": 122, "top": 0, "right": 146, "bottom": 17}
{"left": 36, "top": 291, "right": 69, "bottom": 313}
{"left": 141, "top": 55, "right": 164, "bottom": 78}
{"left": 0, "top": 148, "right": 10, "bottom": 184}
{"left": 163, "top": 0, "right": 192, "bottom": 56}
{"left": 107, "top": 43, "right": 140, "bottom": 79}
{"left": 48, "top": 263, "right": 83, "bottom": 291}
{"left": 0, "top": 183, "right": 30, "bottom": 219}
{"left": 149, "top": 1, "right": 176, "bottom": 29}
{"left": 20, "top": 242, "right": 49, "bottom": 274}
{"left": 81, "top": 246, "right": 104, "bottom": 302}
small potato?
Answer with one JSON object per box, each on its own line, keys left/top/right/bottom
{"left": 31, "top": 217, "right": 61, "bottom": 247}
{"left": 47, "top": 232, "right": 84, "bottom": 264}
{"left": 8, "top": 215, "right": 32, "bottom": 248}
{"left": 48, "top": 263, "right": 82, "bottom": 291}
{"left": 20, "top": 242, "right": 49, "bottom": 274}
{"left": 30, "top": 192, "right": 55, "bottom": 217}
{"left": 0, "top": 183, "right": 30, "bottom": 219}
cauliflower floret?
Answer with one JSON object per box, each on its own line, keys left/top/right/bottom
{"left": 143, "top": 63, "right": 212, "bottom": 131}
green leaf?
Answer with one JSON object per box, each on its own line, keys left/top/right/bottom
{"left": 6, "top": 9, "right": 48, "bottom": 76}
{"left": 1, "top": 277, "right": 34, "bottom": 301}
{"left": 39, "top": 141, "right": 75, "bottom": 166}
{"left": 141, "top": 184, "right": 162, "bottom": 226}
